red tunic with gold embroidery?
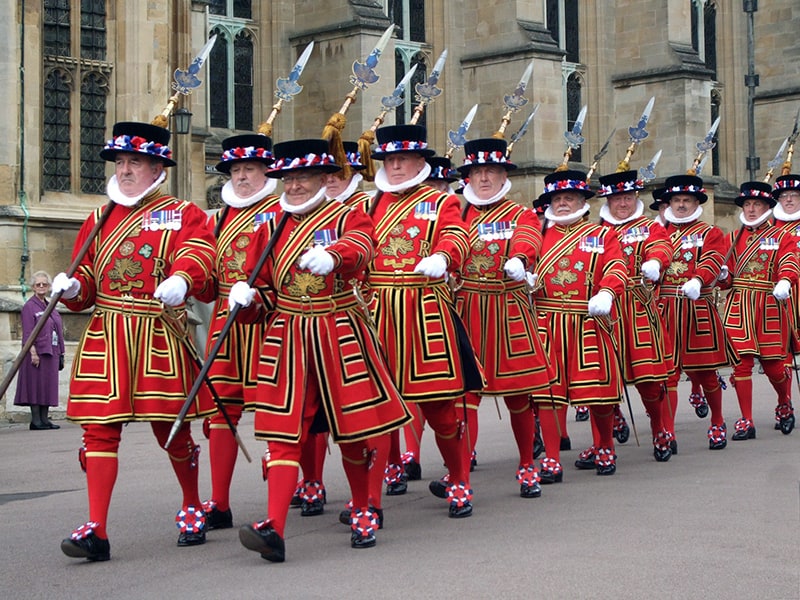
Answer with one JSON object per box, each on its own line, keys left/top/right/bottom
{"left": 720, "top": 222, "right": 799, "bottom": 359}
{"left": 773, "top": 217, "right": 800, "bottom": 341}
{"left": 61, "top": 191, "right": 217, "bottom": 423}
{"left": 455, "top": 199, "right": 553, "bottom": 395}
{"left": 659, "top": 219, "right": 736, "bottom": 370}
{"left": 368, "top": 184, "right": 484, "bottom": 402}
{"left": 199, "top": 197, "right": 280, "bottom": 406}
{"left": 240, "top": 202, "right": 411, "bottom": 444}
{"left": 532, "top": 218, "right": 628, "bottom": 405}
{"left": 602, "top": 215, "right": 674, "bottom": 383}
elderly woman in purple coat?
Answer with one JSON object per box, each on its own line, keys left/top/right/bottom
{"left": 14, "top": 271, "right": 65, "bottom": 430}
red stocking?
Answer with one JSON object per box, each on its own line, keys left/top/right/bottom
{"left": 81, "top": 423, "right": 123, "bottom": 539}
{"left": 208, "top": 405, "right": 243, "bottom": 511}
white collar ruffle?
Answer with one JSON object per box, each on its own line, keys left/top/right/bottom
{"left": 279, "top": 186, "right": 328, "bottom": 215}
{"left": 544, "top": 202, "right": 591, "bottom": 227}
{"left": 374, "top": 163, "right": 432, "bottom": 194}
{"left": 598, "top": 199, "right": 644, "bottom": 225}
{"left": 665, "top": 205, "right": 703, "bottom": 225}
{"left": 107, "top": 171, "right": 167, "bottom": 207}
{"left": 221, "top": 178, "right": 277, "bottom": 208}
{"left": 463, "top": 179, "right": 512, "bottom": 207}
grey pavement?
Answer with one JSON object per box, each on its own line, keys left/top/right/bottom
{"left": 1, "top": 374, "right": 799, "bottom": 600}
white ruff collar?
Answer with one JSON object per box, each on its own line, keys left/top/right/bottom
{"left": 544, "top": 203, "right": 591, "bottom": 227}
{"left": 221, "top": 178, "right": 277, "bottom": 208}
{"left": 739, "top": 209, "right": 772, "bottom": 228}
{"left": 665, "top": 205, "right": 703, "bottom": 225}
{"left": 327, "top": 173, "right": 363, "bottom": 203}
{"left": 772, "top": 203, "right": 800, "bottom": 222}
{"left": 463, "top": 179, "right": 512, "bottom": 207}
{"left": 279, "top": 186, "right": 328, "bottom": 215}
{"left": 599, "top": 199, "right": 644, "bottom": 225}
{"left": 107, "top": 171, "right": 167, "bottom": 207}
{"left": 374, "top": 163, "right": 432, "bottom": 193}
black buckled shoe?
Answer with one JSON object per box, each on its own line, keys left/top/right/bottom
{"left": 404, "top": 459, "right": 422, "bottom": 481}
{"left": 300, "top": 499, "right": 324, "bottom": 517}
{"left": 575, "top": 406, "right": 590, "bottom": 422}
{"left": 428, "top": 478, "right": 448, "bottom": 499}
{"left": 669, "top": 438, "right": 678, "bottom": 455}
{"left": 777, "top": 403, "right": 795, "bottom": 435}
{"left": 708, "top": 423, "right": 727, "bottom": 450}
{"left": 539, "top": 458, "right": 563, "bottom": 484}
{"left": 239, "top": 521, "right": 285, "bottom": 562}
{"left": 202, "top": 502, "right": 233, "bottom": 530}
{"left": 520, "top": 482, "right": 542, "bottom": 498}
{"left": 653, "top": 431, "right": 673, "bottom": 463}
{"left": 594, "top": 447, "right": 617, "bottom": 476}
{"left": 350, "top": 507, "right": 379, "bottom": 548}
{"left": 732, "top": 419, "right": 756, "bottom": 441}
{"left": 176, "top": 506, "right": 206, "bottom": 547}
{"left": 689, "top": 392, "right": 709, "bottom": 418}
{"left": 448, "top": 501, "right": 473, "bottom": 518}
{"left": 61, "top": 523, "right": 110, "bottom": 562}
{"left": 574, "top": 447, "right": 596, "bottom": 470}
{"left": 386, "top": 479, "right": 408, "bottom": 496}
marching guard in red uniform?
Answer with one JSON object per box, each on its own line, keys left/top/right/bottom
{"left": 231, "top": 139, "right": 411, "bottom": 561}
{"left": 659, "top": 174, "right": 737, "bottom": 450}
{"left": 770, "top": 173, "right": 800, "bottom": 433}
{"left": 367, "top": 124, "right": 484, "bottom": 518}
{"left": 198, "top": 133, "right": 280, "bottom": 529}
{"left": 531, "top": 170, "right": 628, "bottom": 480}
{"left": 578, "top": 170, "right": 675, "bottom": 463}
{"left": 719, "top": 181, "right": 799, "bottom": 440}
{"left": 55, "top": 121, "right": 217, "bottom": 561}
{"left": 453, "top": 138, "right": 554, "bottom": 497}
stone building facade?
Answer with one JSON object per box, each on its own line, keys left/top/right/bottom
{"left": 1, "top": 0, "right": 798, "bottom": 418}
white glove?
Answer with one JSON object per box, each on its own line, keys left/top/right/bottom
{"left": 298, "top": 245, "right": 335, "bottom": 276}
{"left": 640, "top": 259, "right": 661, "bottom": 282}
{"left": 718, "top": 265, "right": 729, "bottom": 282}
{"left": 526, "top": 272, "right": 539, "bottom": 289}
{"left": 154, "top": 275, "right": 188, "bottom": 307}
{"left": 228, "top": 281, "right": 256, "bottom": 310}
{"left": 504, "top": 257, "right": 527, "bottom": 282}
{"left": 773, "top": 279, "right": 792, "bottom": 301}
{"left": 52, "top": 272, "right": 80, "bottom": 300}
{"left": 587, "top": 290, "right": 614, "bottom": 317}
{"left": 681, "top": 278, "right": 702, "bottom": 301}
{"left": 414, "top": 253, "right": 448, "bottom": 279}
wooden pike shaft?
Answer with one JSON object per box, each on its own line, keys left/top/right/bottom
{"left": 617, "top": 141, "right": 637, "bottom": 172}
{"left": 410, "top": 101, "right": 428, "bottom": 125}
{"left": 370, "top": 108, "right": 389, "bottom": 132}
{"left": 555, "top": 147, "right": 573, "bottom": 172}
{"left": 687, "top": 151, "right": 704, "bottom": 176}
{"left": 337, "top": 88, "right": 360, "bottom": 116}
{"left": 495, "top": 110, "right": 513, "bottom": 138}
{"left": 264, "top": 98, "right": 285, "bottom": 127}
{"left": 782, "top": 144, "right": 796, "bottom": 176}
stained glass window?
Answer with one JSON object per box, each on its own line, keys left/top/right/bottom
{"left": 43, "top": 0, "right": 70, "bottom": 57}
{"left": 80, "top": 0, "right": 106, "bottom": 60}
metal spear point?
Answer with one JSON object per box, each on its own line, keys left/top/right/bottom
{"left": 154, "top": 35, "right": 218, "bottom": 127}
{"left": 782, "top": 107, "right": 800, "bottom": 176}
{"left": 564, "top": 105, "right": 588, "bottom": 149}
{"left": 503, "top": 61, "right": 533, "bottom": 113}
{"left": 275, "top": 41, "right": 314, "bottom": 102}
{"left": 350, "top": 24, "right": 394, "bottom": 90}
{"left": 410, "top": 49, "right": 448, "bottom": 124}
{"left": 367, "top": 64, "right": 418, "bottom": 133}
{"left": 260, "top": 41, "right": 315, "bottom": 134}
{"left": 380, "top": 64, "right": 417, "bottom": 110}
{"left": 506, "top": 103, "right": 540, "bottom": 156}
{"left": 586, "top": 127, "right": 617, "bottom": 182}
{"left": 764, "top": 137, "right": 788, "bottom": 182}
{"left": 446, "top": 103, "right": 479, "bottom": 158}
{"left": 688, "top": 116, "right": 721, "bottom": 175}
{"left": 618, "top": 97, "right": 655, "bottom": 172}
{"left": 172, "top": 35, "right": 218, "bottom": 95}
{"left": 639, "top": 149, "right": 663, "bottom": 182}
